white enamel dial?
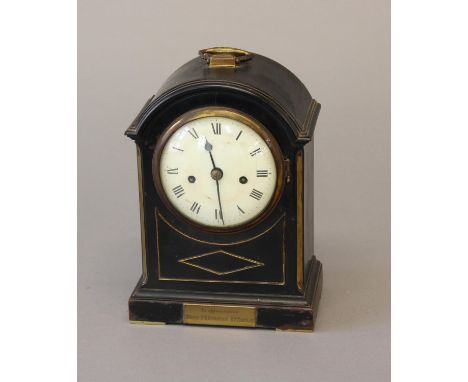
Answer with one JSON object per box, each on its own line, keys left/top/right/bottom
{"left": 158, "top": 114, "right": 279, "bottom": 229}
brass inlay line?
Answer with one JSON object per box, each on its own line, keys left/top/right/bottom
{"left": 137, "top": 145, "right": 148, "bottom": 282}
{"left": 155, "top": 212, "right": 286, "bottom": 285}
{"left": 296, "top": 149, "right": 304, "bottom": 291}
{"left": 276, "top": 328, "right": 313, "bottom": 333}
{"left": 130, "top": 320, "right": 166, "bottom": 326}
{"left": 157, "top": 277, "right": 284, "bottom": 285}
{"left": 156, "top": 211, "right": 284, "bottom": 246}
{"left": 179, "top": 250, "right": 264, "bottom": 276}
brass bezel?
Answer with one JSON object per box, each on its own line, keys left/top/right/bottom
{"left": 152, "top": 107, "right": 285, "bottom": 233}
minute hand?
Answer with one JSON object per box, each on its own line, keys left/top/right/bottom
{"left": 204, "top": 139, "right": 225, "bottom": 225}
{"left": 214, "top": 177, "right": 224, "bottom": 225}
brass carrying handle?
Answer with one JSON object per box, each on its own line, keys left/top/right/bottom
{"left": 199, "top": 47, "right": 253, "bottom": 68}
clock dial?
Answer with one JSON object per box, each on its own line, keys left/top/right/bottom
{"left": 158, "top": 113, "right": 279, "bottom": 229}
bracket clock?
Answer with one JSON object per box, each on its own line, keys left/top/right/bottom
{"left": 125, "top": 47, "right": 322, "bottom": 331}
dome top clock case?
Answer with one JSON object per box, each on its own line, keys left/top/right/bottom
{"left": 125, "top": 47, "right": 322, "bottom": 331}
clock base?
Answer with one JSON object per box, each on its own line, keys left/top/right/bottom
{"left": 128, "top": 256, "right": 322, "bottom": 332}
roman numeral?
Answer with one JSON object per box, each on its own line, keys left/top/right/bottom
{"left": 188, "top": 128, "right": 199, "bottom": 139}
{"left": 237, "top": 205, "right": 245, "bottom": 214}
{"left": 236, "top": 130, "right": 243, "bottom": 140}
{"left": 172, "top": 185, "right": 185, "bottom": 198}
{"left": 167, "top": 168, "right": 178, "bottom": 174}
{"left": 215, "top": 209, "right": 223, "bottom": 220}
{"left": 256, "top": 170, "right": 268, "bottom": 177}
{"left": 190, "top": 202, "right": 201, "bottom": 214}
{"left": 211, "top": 122, "right": 221, "bottom": 135}
{"left": 250, "top": 148, "right": 261, "bottom": 157}
{"left": 249, "top": 189, "right": 263, "bottom": 201}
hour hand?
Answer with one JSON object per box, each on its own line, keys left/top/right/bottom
{"left": 204, "top": 139, "right": 213, "bottom": 152}
{"left": 204, "top": 138, "right": 216, "bottom": 168}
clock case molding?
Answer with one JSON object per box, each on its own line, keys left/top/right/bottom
{"left": 125, "top": 49, "right": 323, "bottom": 331}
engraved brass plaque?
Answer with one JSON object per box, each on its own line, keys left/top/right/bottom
{"left": 183, "top": 304, "right": 256, "bottom": 327}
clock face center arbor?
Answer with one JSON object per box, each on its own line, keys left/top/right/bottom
{"left": 210, "top": 167, "right": 223, "bottom": 181}
{"left": 125, "top": 47, "right": 323, "bottom": 331}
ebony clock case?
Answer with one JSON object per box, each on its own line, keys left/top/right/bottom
{"left": 125, "top": 50, "right": 323, "bottom": 331}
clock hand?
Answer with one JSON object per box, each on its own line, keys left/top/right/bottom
{"left": 205, "top": 138, "right": 225, "bottom": 225}
{"left": 215, "top": 179, "right": 224, "bottom": 225}
{"left": 204, "top": 139, "right": 216, "bottom": 168}
{"left": 204, "top": 139, "right": 213, "bottom": 152}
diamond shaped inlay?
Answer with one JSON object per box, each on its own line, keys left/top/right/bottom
{"left": 179, "top": 250, "right": 264, "bottom": 276}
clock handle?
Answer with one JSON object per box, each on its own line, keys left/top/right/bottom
{"left": 199, "top": 47, "right": 253, "bottom": 68}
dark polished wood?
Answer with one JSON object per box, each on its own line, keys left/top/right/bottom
{"left": 125, "top": 48, "right": 322, "bottom": 331}
{"left": 129, "top": 257, "right": 322, "bottom": 331}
